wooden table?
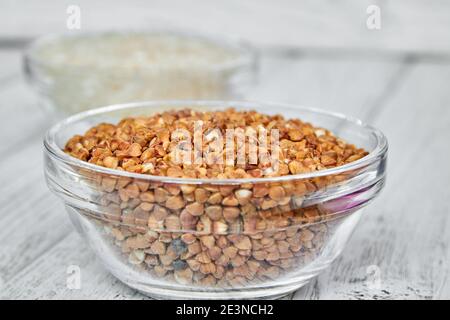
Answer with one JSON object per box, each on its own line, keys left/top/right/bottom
{"left": 1, "top": 1, "right": 449, "bottom": 300}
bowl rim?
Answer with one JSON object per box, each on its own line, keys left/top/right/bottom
{"left": 23, "top": 29, "right": 256, "bottom": 74}
{"left": 44, "top": 100, "right": 388, "bottom": 185}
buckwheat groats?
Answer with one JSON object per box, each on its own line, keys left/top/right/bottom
{"left": 64, "top": 108, "right": 368, "bottom": 287}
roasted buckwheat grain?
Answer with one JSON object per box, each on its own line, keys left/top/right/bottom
{"left": 65, "top": 108, "right": 367, "bottom": 287}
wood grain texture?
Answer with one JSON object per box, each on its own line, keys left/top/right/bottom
{"left": 295, "top": 61, "right": 450, "bottom": 300}
{"left": 0, "top": 48, "right": 449, "bottom": 299}
{"left": 1, "top": 232, "right": 148, "bottom": 300}
{"left": 246, "top": 54, "right": 407, "bottom": 118}
{"left": 2, "top": 0, "right": 450, "bottom": 55}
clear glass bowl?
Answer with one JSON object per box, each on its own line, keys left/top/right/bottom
{"left": 44, "top": 101, "right": 387, "bottom": 299}
{"left": 24, "top": 31, "right": 256, "bottom": 117}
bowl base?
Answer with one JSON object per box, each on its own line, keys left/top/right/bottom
{"left": 111, "top": 271, "right": 308, "bottom": 300}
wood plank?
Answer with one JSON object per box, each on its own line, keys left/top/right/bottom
{"left": 2, "top": 1, "right": 450, "bottom": 55}
{"left": 0, "top": 81, "right": 50, "bottom": 155}
{"left": 0, "top": 50, "right": 22, "bottom": 80}
{"left": 1, "top": 232, "right": 147, "bottom": 299}
{"left": 0, "top": 141, "right": 74, "bottom": 280}
{"left": 0, "top": 50, "right": 51, "bottom": 155}
{"left": 247, "top": 54, "right": 406, "bottom": 119}
{"left": 295, "top": 61, "right": 450, "bottom": 299}
{"left": 0, "top": 51, "right": 72, "bottom": 292}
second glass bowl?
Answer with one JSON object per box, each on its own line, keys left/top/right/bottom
{"left": 24, "top": 31, "right": 256, "bottom": 116}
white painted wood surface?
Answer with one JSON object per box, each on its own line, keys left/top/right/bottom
{"left": 0, "top": 2, "right": 449, "bottom": 300}
{"left": 2, "top": 0, "right": 450, "bottom": 55}
{"left": 0, "top": 49, "right": 448, "bottom": 300}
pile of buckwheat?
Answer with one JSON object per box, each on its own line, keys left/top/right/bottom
{"left": 64, "top": 108, "right": 368, "bottom": 287}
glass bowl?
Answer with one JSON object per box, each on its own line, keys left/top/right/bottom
{"left": 44, "top": 101, "right": 387, "bottom": 299}
{"left": 24, "top": 31, "right": 256, "bottom": 117}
